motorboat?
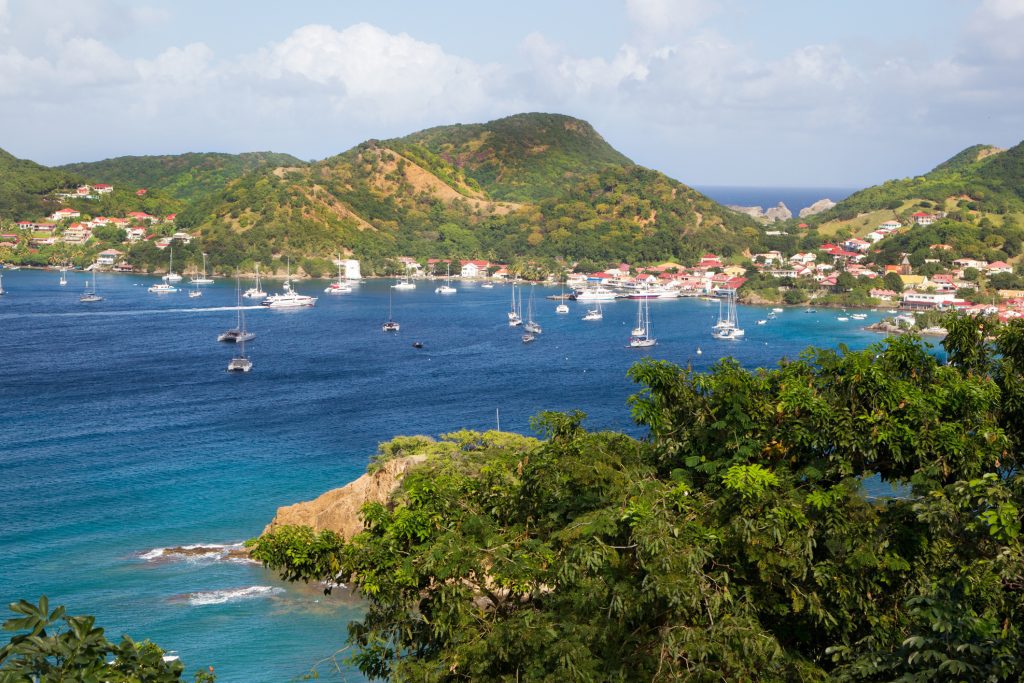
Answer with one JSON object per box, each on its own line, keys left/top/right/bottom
{"left": 261, "top": 259, "right": 316, "bottom": 308}
{"left": 393, "top": 277, "right": 416, "bottom": 290}
{"left": 521, "top": 332, "right": 535, "bottom": 344}
{"left": 148, "top": 283, "right": 178, "bottom": 293}
{"left": 573, "top": 286, "right": 618, "bottom": 302}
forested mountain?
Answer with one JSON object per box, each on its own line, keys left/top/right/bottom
{"left": 59, "top": 151, "right": 306, "bottom": 201}
{"left": 816, "top": 141, "right": 1024, "bottom": 222}
{"left": 178, "top": 113, "right": 761, "bottom": 270}
{"left": 0, "top": 148, "right": 81, "bottom": 219}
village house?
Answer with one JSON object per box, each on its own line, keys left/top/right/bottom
{"left": 171, "top": 231, "right": 193, "bottom": 244}
{"left": 953, "top": 257, "right": 988, "bottom": 270}
{"left": 752, "top": 251, "right": 784, "bottom": 266}
{"left": 50, "top": 208, "right": 80, "bottom": 221}
{"left": 911, "top": 212, "right": 937, "bottom": 226}
{"left": 127, "top": 211, "right": 157, "bottom": 223}
{"left": 869, "top": 288, "right": 899, "bottom": 301}
{"left": 125, "top": 227, "right": 147, "bottom": 242}
{"left": 698, "top": 253, "right": 723, "bottom": 269}
{"left": 866, "top": 231, "right": 886, "bottom": 243}
{"left": 460, "top": 259, "right": 490, "bottom": 278}
{"left": 96, "top": 249, "right": 124, "bottom": 266}
{"left": 879, "top": 220, "right": 902, "bottom": 231}
{"left": 901, "top": 291, "right": 960, "bottom": 310}
{"left": 986, "top": 261, "right": 1013, "bottom": 275}
{"left": 93, "top": 183, "right": 113, "bottom": 194}
{"left": 842, "top": 237, "right": 871, "bottom": 253}
{"left": 397, "top": 256, "right": 422, "bottom": 274}
{"left": 61, "top": 224, "right": 92, "bottom": 245}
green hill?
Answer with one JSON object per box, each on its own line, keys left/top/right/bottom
{"left": 815, "top": 141, "right": 1023, "bottom": 223}
{"left": 0, "top": 148, "right": 81, "bottom": 220}
{"left": 59, "top": 151, "right": 306, "bottom": 201}
{"left": 177, "top": 113, "right": 761, "bottom": 274}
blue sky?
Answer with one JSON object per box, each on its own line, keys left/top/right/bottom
{"left": 1, "top": 0, "right": 1021, "bottom": 187}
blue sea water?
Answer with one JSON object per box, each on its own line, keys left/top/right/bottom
{"left": 1, "top": 270, "right": 906, "bottom": 681}
{"left": 696, "top": 185, "right": 857, "bottom": 214}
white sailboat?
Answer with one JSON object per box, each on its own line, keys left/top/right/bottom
{"left": 382, "top": 287, "right": 400, "bottom": 331}
{"left": 0, "top": 270, "right": 5, "bottom": 296}
{"left": 325, "top": 262, "right": 353, "bottom": 294}
{"left": 392, "top": 272, "right": 416, "bottom": 290}
{"left": 508, "top": 284, "right": 522, "bottom": 326}
{"left": 582, "top": 301, "right": 603, "bottom": 321}
{"left": 261, "top": 258, "right": 317, "bottom": 308}
{"left": 629, "top": 297, "right": 656, "bottom": 347}
{"left": 523, "top": 287, "right": 542, "bottom": 334}
{"left": 435, "top": 263, "right": 456, "bottom": 294}
{"left": 162, "top": 247, "right": 182, "bottom": 283}
{"left": 712, "top": 289, "right": 744, "bottom": 340}
{"left": 191, "top": 253, "right": 214, "bottom": 284}
{"left": 80, "top": 268, "right": 103, "bottom": 302}
{"left": 59, "top": 268, "right": 67, "bottom": 286}
{"left": 243, "top": 264, "right": 267, "bottom": 300}
{"left": 555, "top": 286, "right": 569, "bottom": 313}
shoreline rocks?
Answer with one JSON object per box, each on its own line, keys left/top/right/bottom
{"left": 727, "top": 201, "right": 792, "bottom": 222}
{"left": 799, "top": 198, "right": 836, "bottom": 217}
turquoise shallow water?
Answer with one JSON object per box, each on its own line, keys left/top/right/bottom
{"left": 0, "top": 269, "right": 911, "bottom": 681}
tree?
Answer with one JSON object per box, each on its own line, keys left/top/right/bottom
{"left": 0, "top": 596, "right": 215, "bottom": 681}
{"left": 883, "top": 271, "right": 905, "bottom": 292}
{"left": 249, "top": 319, "right": 1024, "bottom": 682}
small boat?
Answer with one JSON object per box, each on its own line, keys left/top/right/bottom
{"left": 59, "top": 268, "right": 67, "bottom": 286}
{"left": 806, "top": 308, "right": 816, "bottom": 313}
{"left": 434, "top": 264, "right": 457, "bottom": 294}
{"left": 521, "top": 332, "right": 535, "bottom": 344}
{"left": 696, "top": 347, "right": 702, "bottom": 355}
{"left": 243, "top": 264, "right": 267, "bottom": 300}
{"left": 189, "top": 289, "right": 203, "bottom": 298}
{"left": 191, "top": 253, "right": 215, "bottom": 284}
{"left": 481, "top": 282, "right": 494, "bottom": 289}
{"left": 756, "top": 319, "right": 767, "bottom": 325}
{"left": 573, "top": 286, "right": 617, "bottom": 302}
{"left": 148, "top": 283, "right": 178, "bottom": 293}
{"left": 555, "top": 286, "right": 569, "bottom": 313}
{"left": 851, "top": 313, "right": 867, "bottom": 320}
{"left": 79, "top": 269, "right": 103, "bottom": 302}
{"left": 582, "top": 301, "right": 603, "bottom": 321}
{"left": 771, "top": 307, "right": 783, "bottom": 313}
{"left": 325, "top": 262, "right": 353, "bottom": 294}
{"left": 383, "top": 288, "right": 400, "bottom": 331}
{"left": 628, "top": 297, "right": 656, "bottom": 347}
{"left": 837, "top": 316, "right": 849, "bottom": 322}
{"left": 412, "top": 341, "right": 423, "bottom": 349}
{"left": 393, "top": 276, "right": 416, "bottom": 290}
{"left": 163, "top": 247, "right": 182, "bottom": 283}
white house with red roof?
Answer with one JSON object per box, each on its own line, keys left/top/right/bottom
{"left": 953, "top": 257, "right": 988, "bottom": 270}
{"left": 879, "top": 220, "right": 902, "bottom": 231}
{"left": 50, "top": 208, "right": 80, "bottom": 221}
{"left": 842, "top": 237, "right": 871, "bottom": 253}
{"left": 60, "top": 224, "right": 92, "bottom": 244}
{"left": 986, "top": 261, "right": 1013, "bottom": 274}
{"left": 96, "top": 249, "right": 124, "bottom": 266}
{"left": 460, "top": 259, "right": 490, "bottom": 278}
{"left": 912, "top": 212, "right": 937, "bottom": 226}
{"left": 93, "top": 183, "right": 113, "bottom": 194}
{"left": 126, "top": 227, "right": 147, "bottom": 242}
{"left": 698, "top": 253, "right": 723, "bottom": 269}
{"left": 127, "top": 211, "right": 156, "bottom": 223}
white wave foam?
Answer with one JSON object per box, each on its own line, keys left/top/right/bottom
{"left": 185, "top": 585, "right": 284, "bottom": 606}
{"left": 138, "top": 542, "right": 251, "bottom": 564}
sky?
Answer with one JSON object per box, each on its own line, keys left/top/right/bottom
{"left": 0, "top": 0, "right": 1022, "bottom": 187}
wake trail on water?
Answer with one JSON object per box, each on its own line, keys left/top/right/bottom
{"left": 171, "top": 586, "right": 285, "bottom": 606}
{"left": 0, "top": 306, "right": 266, "bottom": 320}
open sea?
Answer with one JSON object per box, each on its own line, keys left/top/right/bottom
{"left": 696, "top": 185, "right": 857, "bottom": 214}
{"left": 1, "top": 269, "right": 905, "bottom": 681}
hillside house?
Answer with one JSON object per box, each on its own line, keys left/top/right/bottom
{"left": 96, "top": 249, "right": 124, "bottom": 266}
{"left": 50, "top": 208, "right": 80, "bottom": 221}
{"left": 912, "top": 212, "right": 937, "bottom": 226}
{"left": 986, "top": 261, "right": 1013, "bottom": 275}
{"left": 93, "top": 183, "right": 113, "bottom": 194}
{"left": 460, "top": 260, "right": 490, "bottom": 278}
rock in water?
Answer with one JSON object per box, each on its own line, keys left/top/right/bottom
{"left": 764, "top": 202, "right": 792, "bottom": 221}
{"left": 727, "top": 202, "right": 791, "bottom": 222}
{"left": 799, "top": 198, "right": 836, "bottom": 217}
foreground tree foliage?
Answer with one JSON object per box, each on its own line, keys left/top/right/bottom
{"left": 249, "top": 315, "right": 1024, "bottom": 681}
{"left": 0, "top": 596, "right": 214, "bottom": 682}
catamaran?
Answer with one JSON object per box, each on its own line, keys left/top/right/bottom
{"left": 243, "top": 264, "right": 267, "bottom": 300}
{"left": 325, "top": 262, "right": 353, "bottom": 294}
{"left": 712, "top": 289, "right": 744, "bottom": 340}
{"left": 191, "top": 253, "right": 214, "bottom": 284}
{"left": 261, "top": 258, "right": 317, "bottom": 308}
{"left": 393, "top": 274, "right": 416, "bottom": 290}
{"left": 555, "top": 286, "right": 569, "bottom": 313}
{"left": 582, "top": 301, "right": 603, "bottom": 321}
{"left": 629, "top": 297, "right": 656, "bottom": 347}
{"left": 80, "top": 269, "right": 103, "bottom": 302}
{"left": 162, "top": 248, "right": 182, "bottom": 283}
{"left": 435, "top": 263, "right": 456, "bottom": 294}
{"left": 220, "top": 279, "right": 256, "bottom": 342}
{"left": 508, "top": 284, "right": 522, "bottom": 326}
{"left": 226, "top": 303, "right": 253, "bottom": 372}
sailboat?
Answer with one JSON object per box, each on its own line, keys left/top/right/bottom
{"left": 392, "top": 271, "right": 416, "bottom": 290}
{"left": 59, "top": 268, "right": 67, "bottom": 286}
{"left": 162, "top": 247, "right": 182, "bottom": 283}
{"left": 523, "top": 287, "right": 542, "bottom": 334}
{"left": 220, "top": 278, "right": 256, "bottom": 342}
{"left": 261, "top": 258, "right": 317, "bottom": 308}
{"left": 0, "top": 270, "right": 5, "bottom": 296}
{"left": 226, "top": 302, "right": 253, "bottom": 372}
{"left": 189, "top": 282, "right": 203, "bottom": 298}
{"left": 508, "top": 284, "right": 522, "bottom": 326}
{"left": 325, "top": 262, "right": 352, "bottom": 294}
{"left": 629, "top": 297, "right": 656, "bottom": 347}
{"left": 435, "top": 263, "right": 457, "bottom": 294}
{"left": 582, "top": 300, "right": 603, "bottom": 321}
{"left": 711, "top": 289, "right": 744, "bottom": 340}
{"left": 243, "top": 264, "right": 267, "bottom": 300}
{"left": 80, "top": 268, "right": 103, "bottom": 302}
{"left": 191, "top": 253, "right": 214, "bottom": 284}
{"left": 555, "top": 286, "right": 569, "bottom": 314}
{"left": 382, "top": 287, "right": 400, "bottom": 331}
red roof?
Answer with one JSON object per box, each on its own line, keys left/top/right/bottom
{"left": 590, "top": 271, "right": 612, "bottom": 279}
{"left": 911, "top": 211, "right": 930, "bottom": 217}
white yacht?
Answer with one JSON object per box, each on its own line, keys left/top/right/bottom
{"left": 555, "top": 286, "right": 569, "bottom": 313}
{"left": 325, "top": 263, "right": 352, "bottom": 294}
{"left": 481, "top": 282, "right": 494, "bottom": 289}
{"left": 393, "top": 275, "right": 416, "bottom": 290}
{"left": 574, "top": 286, "right": 618, "bottom": 302}
{"left": 227, "top": 304, "right": 253, "bottom": 373}
{"left": 508, "top": 284, "right": 522, "bottom": 327}
{"left": 434, "top": 264, "right": 457, "bottom": 294}
{"left": 79, "top": 269, "right": 102, "bottom": 302}
{"left": 59, "top": 268, "right": 67, "bottom": 286}
{"left": 382, "top": 288, "right": 400, "bottom": 331}
{"left": 262, "top": 259, "right": 317, "bottom": 308}
{"left": 148, "top": 283, "right": 178, "bottom": 294}
{"left": 191, "top": 253, "right": 214, "bottom": 284}
{"left": 523, "top": 288, "right": 542, "bottom": 334}
{"left": 712, "top": 290, "right": 744, "bottom": 340}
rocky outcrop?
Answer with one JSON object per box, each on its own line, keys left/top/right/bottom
{"left": 727, "top": 202, "right": 792, "bottom": 222}
{"left": 263, "top": 455, "right": 426, "bottom": 540}
{"left": 799, "top": 198, "right": 836, "bottom": 217}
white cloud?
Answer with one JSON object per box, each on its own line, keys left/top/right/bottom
{"left": 625, "top": 0, "right": 715, "bottom": 38}
{"left": 967, "top": 0, "right": 1024, "bottom": 60}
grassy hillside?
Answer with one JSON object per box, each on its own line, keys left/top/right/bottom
{"left": 177, "top": 114, "right": 761, "bottom": 273}
{"left": 0, "top": 148, "right": 81, "bottom": 220}
{"left": 59, "top": 151, "right": 306, "bottom": 201}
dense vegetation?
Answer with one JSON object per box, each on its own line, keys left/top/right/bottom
{"left": 0, "top": 148, "right": 81, "bottom": 220}
{"left": 250, "top": 314, "right": 1024, "bottom": 681}
{"left": 179, "top": 113, "right": 762, "bottom": 270}
{"left": 0, "top": 596, "right": 214, "bottom": 681}
{"left": 59, "top": 151, "right": 306, "bottom": 201}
